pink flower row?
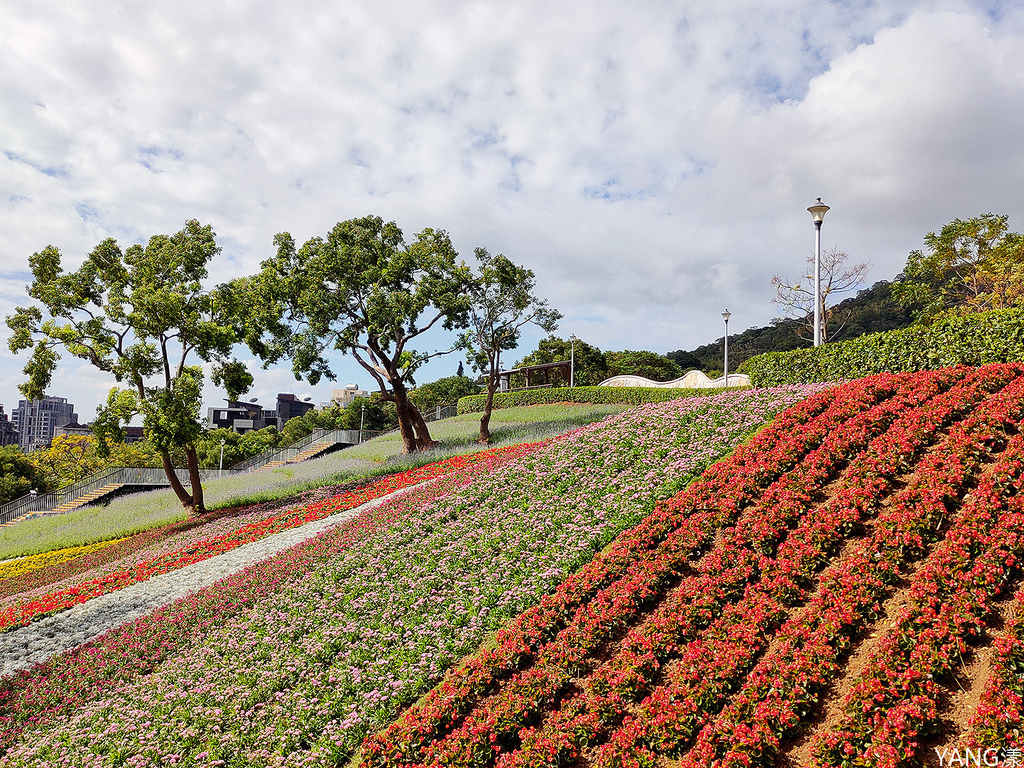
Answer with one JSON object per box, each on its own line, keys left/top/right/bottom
{"left": 0, "top": 445, "right": 538, "bottom": 754}
{"left": 0, "top": 446, "right": 536, "bottom": 633}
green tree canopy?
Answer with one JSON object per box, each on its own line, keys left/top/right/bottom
{"left": 513, "top": 336, "right": 607, "bottom": 387}
{"left": 6, "top": 220, "right": 251, "bottom": 515}
{"left": 604, "top": 350, "right": 684, "bottom": 382}
{"left": 462, "top": 248, "right": 560, "bottom": 442}
{"left": 893, "top": 213, "right": 1024, "bottom": 321}
{"left": 410, "top": 375, "right": 481, "bottom": 413}
{"left": 0, "top": 446, "right": 45, "bottom": 505}
{"left": 237, "top": 215, "right": 474, "bottom": 453}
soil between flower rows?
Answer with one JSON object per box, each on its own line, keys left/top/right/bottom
{"left": 364, "top": 364, "right": 1024, "bottom": 768}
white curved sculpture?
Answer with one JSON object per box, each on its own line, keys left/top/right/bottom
{"left": 598, "top": 370, "right": 751, "bottom": 389}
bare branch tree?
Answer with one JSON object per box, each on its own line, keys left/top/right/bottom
{"left": 771, "top": 248, "right": 870, "bottom": 343}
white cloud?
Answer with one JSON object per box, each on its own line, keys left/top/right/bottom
{"left": 2, "top": 0, "right": 1023, "bottom": 417}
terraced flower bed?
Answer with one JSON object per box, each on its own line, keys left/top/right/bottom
{"left": 0, "top": 538, "right": 131, "bottom": 582}
{"left": 0, "top": 386, "right": 816, "bottom": 766}
{"left": 363, "top": 364, "right": 1024, "bottom": 768}
{"left": 0, "top": 447, "right": 531, "bottom": 632}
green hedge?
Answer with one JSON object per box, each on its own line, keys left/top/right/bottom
{"left": 456, "top": 385, "right": 725, "bottom": 414}
{"left": 743, "top": 307, "right": 1024, "bottom": 386}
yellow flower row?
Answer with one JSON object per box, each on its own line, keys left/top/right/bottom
{"left": 0, "top": 536, "right": 130, "bottom": 581}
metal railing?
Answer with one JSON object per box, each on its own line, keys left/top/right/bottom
{"left": 0, "top": 466, "right": 228, "bottom": 526}
{"left": 0, "top": 407, "right": 461, "bottom": 527}
{"left": 229, "top": 428, "right": 360, "bottom": 472}
{"left": 422, "top": 404, "right": 459, "bottom": 423}
{"left": 0, "top": 429, "right": 363, "bottom": 526}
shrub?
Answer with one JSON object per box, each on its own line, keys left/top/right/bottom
{"left": 457, "top": 385, "right": 726, "bottom": 414}
{"left": 743, "top": 306, "right": 1024, "bottom": 385}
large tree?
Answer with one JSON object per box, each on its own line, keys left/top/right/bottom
{"left": 238, "top": 215, "right": 474, "bottom": 453}
{"left": 771, "top": 247, "right": 869, "bottom": 343}
{"left": 893, "top": 213, "right": 1024, "bottom": 321}
{"left": 462, "top": 248, "right": 561, "bottom": 443}
{"left": 513, "top": 336, "right": 608, "bottom": 387}
{"left": 6, "top": 220, "right": 251, "bottom": 515}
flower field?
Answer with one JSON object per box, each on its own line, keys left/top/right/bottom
{"left": 363, "top": 364, "right": 1024, "bottom": 768}
{"left": 0, "top": 538, "right": 130, "bottom": 582}
{"left": 0, "top": 447, "right": 531, "bottom": 632}
{"left": 0, "top": 385, "right": 817, "bottom": 767}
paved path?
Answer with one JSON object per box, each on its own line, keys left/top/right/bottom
{"left": 0, "top": 488, "right": 411, "bottom": 678}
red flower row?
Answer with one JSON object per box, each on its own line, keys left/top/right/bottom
{"left": 966, "top": 595, "right": 1024, "bottom": 749}
{"left": 491, "top": 368, "right": 967, "bottom": 768}
{"left": 360, "top": 367, "right": 1013, "bottom": 768}
{"left": 810, "top": 432, "right": 1024, "bottom": 763}
{"left": 522, "top": 366, "right": 1017, "bottom": 768}
{"left": 0, "top": 444, "right": 540, "bottom": 633}
{"left": 359, "top": 374, "right": 900, "bottom": 767}
{"left": 670, "top": 370, "right": 1024, "bottom": 767}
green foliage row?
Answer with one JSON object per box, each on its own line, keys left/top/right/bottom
{"left": 457, "top": 384, "right": 721, "bottom": 414}
{"left": 743, "top": 306, "right": 1024, "bottom": 385}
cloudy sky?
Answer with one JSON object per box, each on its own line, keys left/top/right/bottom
{"left": 2, "top": 0, "right": 1023, "bottom": 420}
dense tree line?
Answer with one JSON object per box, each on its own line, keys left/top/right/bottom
{"left": 670, "top": 280, "right": 920, "bottom": 374}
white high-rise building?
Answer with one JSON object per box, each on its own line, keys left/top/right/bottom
{"left": 11, "top": 396, "right": 78, "bottom": 450}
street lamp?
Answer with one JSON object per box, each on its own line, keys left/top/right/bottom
{"left": 807, "top": 197, "right": 830, "bottom": 347}
{"left": 569, "top": 334, "right": 577, "bottom": 388}
{"left": 722, "top": 310, "right": 731, "bottom": 387}
{"left": 219, "top": 438, "right": 226, "bottom": 477}
{"left": 359, "top": 404, "right": 365, "bottom": 444}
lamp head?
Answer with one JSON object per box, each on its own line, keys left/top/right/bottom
{"left": 722, "top": 309, "right": 732, "bottom": 322}
{"left": 807, "top": 197, "right": 830, "bottom": 224}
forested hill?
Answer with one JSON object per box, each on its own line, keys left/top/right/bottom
{"left": 668, "top": 280, "right": 917, "bottom": 373}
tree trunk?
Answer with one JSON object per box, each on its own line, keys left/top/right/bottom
{"left": 479, "top": 367, "right": 497, "bottom": 443}
{"left": 410, "top": 406, "right": 437, "bottom": 450}
{"left": 185, "top": 446, "right": 206, "bottom": 515}
{"left": 391, "top": 382, "right": 420, "bottom": 454}
{"left": 159, "top": 450, "right": 196, "bottom": 513}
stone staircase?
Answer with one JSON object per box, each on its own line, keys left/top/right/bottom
{"left": 0, "top": 483, "right": 127, "bottom": 528}
{"left": 255, "top": 441, "right": 334, "bottom": 472}
{"left": 49, "top": 483, "right": 125, "bottom": 513}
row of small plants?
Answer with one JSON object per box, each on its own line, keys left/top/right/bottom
{"left": 362, "top": 363, "right": 1024, "bottom": 768}
{"left": 589, "top": 367, "right": 1011, "bottom": 768}
{"left": 0, "top": 538, "right": 130, "bottom": 582}
{"left": 0, "top": 447, "right": 532, "bottom": 632}
{"left": 810, "top": 426, "right": 1024, "bottom": 763}
{"left": 1, "top": 386, "right": 820, "bottom": 766}
{"left": 967, "top": 596, "right": 1024, "bottom": 748}
{"left": 743, "top": 306, "right": 1024, "bottom": 386}
{"left": 360, "top": 368, "right": 934, "bottom": 766}
{"left": 686, "top": 370, "right": 1024, "bottom": 766}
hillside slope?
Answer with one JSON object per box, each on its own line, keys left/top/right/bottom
{"left": 364, "top": 364, "right": 1024, "bottom": 768}
{"left": 0, "top": 386, "right": 821, "bottom": 767}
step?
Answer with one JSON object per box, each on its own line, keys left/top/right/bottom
{"left": 50, "top": 483, "right": 125, "bottom": 513}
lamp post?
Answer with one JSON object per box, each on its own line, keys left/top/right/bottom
{"left": 807, "top": 197, "right": 830, "bottom": 347}
{"left": 219, "top": 438, "right": 226, "bottom": 477}
{"left": 569, "top": 334, "right": 577, "bottom": 388}
{"left": 359, "top": 404, "right": 365, "bottom": 444}
{"left": 722, "top": 310, "right": 731, "bottom": 387}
